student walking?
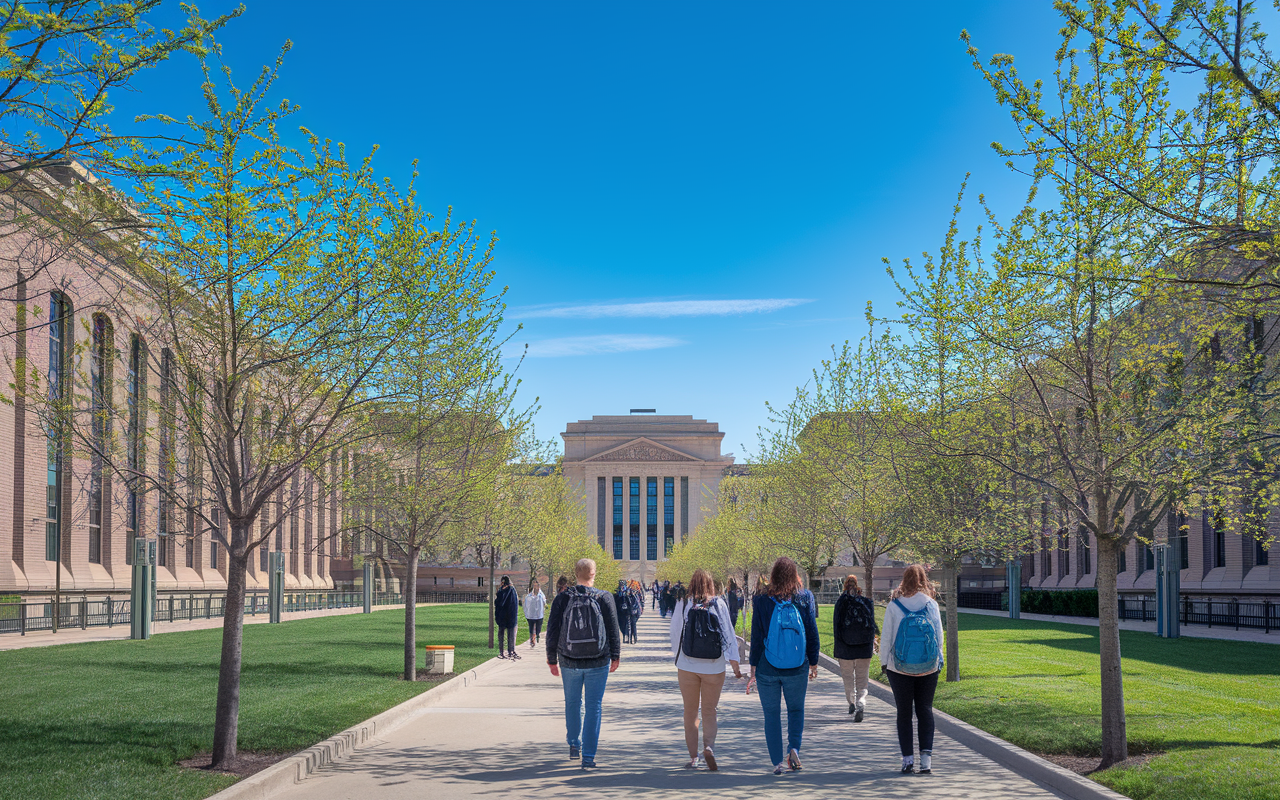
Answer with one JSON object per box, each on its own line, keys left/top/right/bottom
{"left": 627, "top": 580, "right": 644, "bottom": 644}
{"left": 879, "top": 564, "right": 944, "bottom": 774}
{"left": 524, "top": 580, "right": 547, "bottom": 649}
{"left": 669, "top": 569, "right": 741, "bottom": 770}
{"left": 614, "top": 580, "right": 633, "bottom": 643}
{"left": 832, "top": 574, "right": 879, "bottom": 721}
{"left": 545, "top": 558, "right": 622, "bottom": 770}
{"left": 726, "top": 578, "right": 743, "bottom": 632}
{"left": 495, "top": 576, "right": 520, "bottom": 659}
{"left": 748, "top": 557, "right": 820, "bottom": 775}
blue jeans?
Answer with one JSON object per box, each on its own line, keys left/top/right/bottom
{"left": 757, "top": 670, "right": 808, "bottom": 765}
{"left": 561, "top": 665, "right": 610, "bottom": 760}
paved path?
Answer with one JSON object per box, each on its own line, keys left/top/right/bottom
{"left": 960, "top": 608, "right": 1280, "bottom": 644}
{"left": 0, "top": 602, "right": 412, "bottom": 651}
{"left": 275, "top": 612, "right": 1070, "bottom": 800}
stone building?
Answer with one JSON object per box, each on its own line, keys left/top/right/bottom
{"left": 0, "top": 162, "right": 337, "bottom": 596}
{"left": 561, "top": 413, "right": 734, "bottom": 584}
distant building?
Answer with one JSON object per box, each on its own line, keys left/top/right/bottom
{"left": 561, "top": 413, "right": 734, "bottom": 584}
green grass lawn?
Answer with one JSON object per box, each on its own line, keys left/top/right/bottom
{"left": 813, "top": 603, "right": 1280, "bottom": 800}
{"left": 0, "top": 604, "right": 515, "bottom": 800}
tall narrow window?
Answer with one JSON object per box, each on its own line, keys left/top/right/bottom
{"left": 1207, "top": 509, "right": 1226, "bottom": 568}
{"left": 596, "top": 477, "right": 607, "bottom": 547}
{"left": 88, "top": 314, "right": 112, "bottom": 564}
{"left": 1258, "top": 540, "right": 1271, "bottom": 566}
{"left": 646, "top": 478, "right": 658, "bottom": 560}
{"left": 629, "top": 477, "right": 640, "bottom": 561}
{"left": 157, "top": 348, "right": 175, "bottom": 568}
{"left": 1118, "top": 545, "right": 1127, "bottom": 574}
{"left": 1078, "top": 530, "right": 1091, "bottom": 575}
{"left": 1170, "top": 511, "right": 1189, "bottom": 570}
{"left": 612, "top": 477, "right": 623, "bottom": 560}
{"left": 126, "top": 334, "right": 146, "bottom": 564}
{"left": 210, "top": 506, "right": 220, "bottom": 569}
{"left": 1058, "top": 530, "right": 1070, "bottom": 576}
{"left": 1143, "top": 542, "right": 1155, "bottom": 572}
{"left": 45, "top": 292, "right": 71, "bottom": 562}
{"left": 663, "top": 477, "right": 675, "bottom": 556}
{"left": 680, "top": 477, "right": 689, "bottom": 538}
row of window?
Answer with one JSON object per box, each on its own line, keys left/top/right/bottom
{"left": 603, "top": 476, "right": 687, "bottom": 560}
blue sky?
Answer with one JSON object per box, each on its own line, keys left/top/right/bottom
{"left": 116, "top": 1, "right": 1068, "bottom": 458}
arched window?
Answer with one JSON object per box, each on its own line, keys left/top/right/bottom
{"left": 126, "top": 334, "right": 146, "bottom": 564}
{"left": 45, "top": 292, "right": 72, "bottom": 562}
{"left": 88, "top": 314, "right": 113, "bottom": 564}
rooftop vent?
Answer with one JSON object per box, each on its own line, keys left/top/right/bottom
{"left": 629, "top": 408, "right": 656, "bottom": 414}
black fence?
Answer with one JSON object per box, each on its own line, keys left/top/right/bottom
{"left": 956, "top": 590, "right": 1280, "bottom": 633}
{"left": 0, "top": 589, "right": 487, "bottom": 637}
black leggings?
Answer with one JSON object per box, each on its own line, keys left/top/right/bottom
{"left": 527, "top": 618, "right": 542, "bottom": 640}
{"left": 886, "top": 669, "right": 938, "bottom": 756}
{"left": 498, "top": 625, "right": 515, "bottom": 653}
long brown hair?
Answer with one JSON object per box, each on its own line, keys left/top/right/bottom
{"left": 766, "top": 557, "right": 803, "bottom": 598}
{"left": 898, "top": 564, "right": 935, "bottom": 599}
{"left": 688, "top": 568, "right": 715, "bottom": 603}
{"left": 842, "top": 574, "right": 861, "bottom": 595}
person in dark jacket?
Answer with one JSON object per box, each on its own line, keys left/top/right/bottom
{"left": 832, "top": 574, "right": 879, "bottom": 721}
{"left": 627, "top": 580, "right": 643, "bottom": 644}
{"left": 748, "top": 557, "right": 820, "bottom": 775}
{"left": 495, "top": 576, "right": 520, "bottom": 659}
{"left": 545, "top": 558, "right": 621, "bottom": 769}
{"left": 726, "top": 577, "right": 743, "bottom": 632}
{"left": 614, "top": 580, "right": 633, "bottom": 643}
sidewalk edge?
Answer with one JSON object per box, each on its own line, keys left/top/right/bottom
{"left": 817, "top": 653, "right": 1130, "bottom": 800}
{"left": 203, "top": 654, "right": 511, "bottom": 800}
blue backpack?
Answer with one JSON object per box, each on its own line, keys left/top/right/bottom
{"left": 891, "top": 598, "right": 940, "bottom": 675}
{"left": 763, "top": 597, "right": 806, "bottom": 669}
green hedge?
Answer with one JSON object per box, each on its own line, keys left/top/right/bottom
{"left": 1018, "top": 588, "right": 1099, "bottom": 618}
{"left": 0, "top": 595, "right": 19, "bottom": 620}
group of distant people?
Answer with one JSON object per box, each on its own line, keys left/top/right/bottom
{"left": 522, "top": 556, "right": 943, "bottom": 775}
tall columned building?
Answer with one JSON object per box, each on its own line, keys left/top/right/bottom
{"left": 561, "top": 414, "right": 734, "bottom": 583}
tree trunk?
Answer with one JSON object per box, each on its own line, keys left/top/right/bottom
{"left": 863, "top": 560, "right": 875, "bottom": 604}
{"left": 1096, "top": 537, "right": 1128, "bottom": 767}
{"left": 211, "top": 543, "right": 249, "bottom": 769}
{"left": 943, "top": 564, "right": 960, "bottom": 682}
{"left": 487, "top": 546, "right": 496, "bottom": 649}
{"left": 403, "top": 547, "right": 420, "bottom": 681}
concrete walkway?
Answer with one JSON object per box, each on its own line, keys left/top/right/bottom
{"left": 273, "top": 613, "right": 1072, "bottom": 800}
{"left": 960, "top": 608, "right": 1280, "bottom": 644}
{"left": 0, "top": 602, "right": 411, "bottom": 651}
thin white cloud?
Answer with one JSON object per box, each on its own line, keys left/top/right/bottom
{"left": 505, "top": 334, "right": 685, "bottom": 358}
{"left": 510, "top": 298, "right": 812, "bottom": 320}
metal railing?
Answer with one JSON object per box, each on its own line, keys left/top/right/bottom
{"left": 954, "top": 590, "right": 1279, "bottom": 633}
{"left": 0, "top": 589, "right": 447, "bottom": 636}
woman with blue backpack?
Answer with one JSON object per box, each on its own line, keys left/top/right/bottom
{"left": 747, "top": 557, "right": 820, "bottom": 776}
{"left": 879, "top": 564, "right": 944, "bottom": 775}
{"left": 833, "top": 574, "right": 879, "bottom": 721}
{"left": 669, "top": 568, "right": 741, "bottom": 770}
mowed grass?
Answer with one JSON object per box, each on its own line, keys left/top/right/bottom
{"left": 814, "top": 603, "right": 1280, "bottom": 800}
{"left": 0, "top": 604, "right": 515, "bottom": 800}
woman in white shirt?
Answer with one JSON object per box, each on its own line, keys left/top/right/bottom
{"left": 878, "top": 564, "right": 944, "bottom": 775}
{"left": 522, "top": 581, "right": 547, "bottom": 648}
{"left": 669, "top": 568, "right": 742, "bottom": 771}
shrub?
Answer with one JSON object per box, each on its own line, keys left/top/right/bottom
{"left": 1018, "top": 588, "right": 1098, "bottom": 617}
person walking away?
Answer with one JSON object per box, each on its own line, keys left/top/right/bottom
{"left": 660, "top": 581, "right": 672, "bottom": 618}
{"left": 670, "top": 568, "right": 741, "bottom": 770}
{"left": 524, "top": 580, "right": 547, "bottom": 649}
{"left": 545, "top": 558, "right": 621, "bottom": 769}
{"left": 628, "top": 580, "right": 644, "bottom": 644}
{"left": 495, "top": 576, "right": 520, "bottom": 660}
{"left": 879, "top": 564, "right": 943, "bottom": 774}
{"left": 833, "top": 574, "right": 878, "bottom": 721}
{"left": 651, "top": 580, "right": 659, "bottom": 610}
{"left": 614, "top": 580, "right": 633, "bottom": 643}
{"left": 556, "top": 575, "right": 570, "bottom": 596}
{"left": 748, "top": 557, "right": 819, "bottom": 775}
{"left": 726, "top": 578, "right": 742, "bottom": 633}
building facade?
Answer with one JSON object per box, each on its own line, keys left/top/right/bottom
{"left": 561, "top": 414, "right": 734, "bottom": 584}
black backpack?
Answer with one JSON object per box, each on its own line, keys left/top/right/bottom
{"left": 559, "top": 587, "right": 608, "bottom": 660}
{"left": 679, "top": 600, "right": 724, "bottom": 660}
{"left": 838, "top": 595, "right": 876, "bottom": 647}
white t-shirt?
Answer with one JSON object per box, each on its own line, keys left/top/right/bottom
{"left": 669, "top": 597, "right": 741, "bottom": 674}
{"left": 878, "top": 592, "right": 944, "bottom": 674}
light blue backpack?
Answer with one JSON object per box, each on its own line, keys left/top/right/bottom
{"left": 891, "top": 598, "right": 940, "bottom": 675}
{"left": 764, "top": 597, "right": 806, "bottom": 669}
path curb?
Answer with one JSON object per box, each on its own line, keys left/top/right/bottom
{"left": 204, "top": 654, "right": 512, "bottom": 800}
{"left": 817, "top": 653, "right": 1130, "bottom": 800}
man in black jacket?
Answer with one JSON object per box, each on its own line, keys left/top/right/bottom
{"left": 545, "top": 558, "right": 621, "bottom": 769}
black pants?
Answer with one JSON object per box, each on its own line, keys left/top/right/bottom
{"left": 498, "top": 625, "right": 515, "bottom": 654}
{"left": 886, "top": 669, "right": 938, "bottom": 756}
{"left": 528, "top": 618, "right": 542, "bottom": 641}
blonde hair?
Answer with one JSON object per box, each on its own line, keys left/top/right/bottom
{"left": 574, "top": 558, "right": 597, "bottom": 581}
{"left": 898, "top": 564, "right": 935, "bottom": 599}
